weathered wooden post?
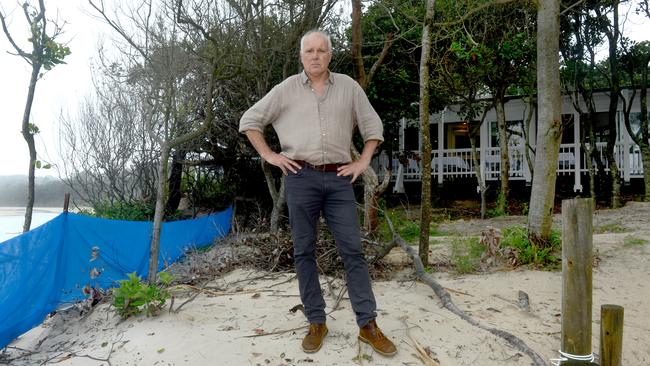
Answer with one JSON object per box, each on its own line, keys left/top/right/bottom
{"left": 600, "top": 304, "right": 624, "bottom": 366}
{"left": 560, "top": 198, "right": 596, "bottom": 365}
{"left": 63, "top": 193, "right": 70, "bottom": 213}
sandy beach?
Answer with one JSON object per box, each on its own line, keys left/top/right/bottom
{"left": 0, "top": 207, "right": 63, "bottom": 216}
{"left": 4, "top": 202, "right": 650, "bottom": 365}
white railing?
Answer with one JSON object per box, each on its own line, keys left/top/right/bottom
{"left": 372, "top": 142, "right": 646, "bottom": 183}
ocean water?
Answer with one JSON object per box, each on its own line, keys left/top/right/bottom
{"left": 0, "top": 208, "right": 62, "bottom": 243}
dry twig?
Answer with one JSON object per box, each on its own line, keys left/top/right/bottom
{"left": 241, "top": 325, "right": 308, "bottom": 338}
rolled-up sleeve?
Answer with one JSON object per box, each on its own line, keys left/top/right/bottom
{"left": 239, "top": 86, "right": 282, "bottom": 133}
{"left": 353, "top": 84, "right": 384, "bottom": 143}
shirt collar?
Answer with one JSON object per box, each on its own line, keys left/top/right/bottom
{"left": 301, "top": 70, "right": 334, "bottom": 85}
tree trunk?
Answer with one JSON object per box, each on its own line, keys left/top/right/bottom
{"left": 571, "top": 10, "right": 598, "bottom": 200}
{"left": 639, "top": 71, "right": 650, "bottom": 201}
{"left": 528, "top": 0, "right": 562, "bottom": 246}
{"left": 494, "top": 90, "right": 509, "bottom": 214}
{"left": 21, "top": 63, "right": 42, "bottom": 232}
{"left": 418, "top": 0, "right": 435, "bottom": 266}
{"left": 23, "top": 135, "right": 37, "bottom": 233}
{"left": 469, "top": 132, "right": 486, "bottom": 218}
{"left": 1, "top": 1, "right": 57, "bottom": 233}
{"left": 604, "top": 0, "right": 622, "bottom": 208}
{"left": 581, "top": 111, "right": 598, "bottom": 199}
{"left": 627, "top": 58, "right": 650, "bottom": 202}
{"left": 349, "top": 149, "right": 390, "bottom": 233}
{"left": 622, "top": 60, "right": 650, "bottom": 202}
{"left": 165, "top": 149, "right": 186, "bottom": 216}
{"left": 350, "top": 0, "right": 395, "bottom": 234}
{"left": 351, "top": 0, "right": 366, "bottom": 88}
{"left": 261, "top": 159, "right": 286, "bottom": 232}
{"left": 148, "top": 145, "right": 171, "bottom": 284}
{"left": 523, "top": 95, "right": 536, "bottom": 177}
{"left": 363, "top": 172, "right": 380, "bottom": 232}
{"left": 271, "top": 179, "right": 286, "bottom": 231}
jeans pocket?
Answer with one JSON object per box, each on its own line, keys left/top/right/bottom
{"left": 287, "top": 168, "right": 305, "bottom": 178}
{"left": 336, "top": 173, "right": 352, "bottom": 183}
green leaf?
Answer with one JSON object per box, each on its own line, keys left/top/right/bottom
{"left": 158, "top": 271, "right": 174, "bottom": 286}
{"left": 35, "top": 160, "right": 41, "bottom": 169}
{"left": 27, "top": 123, "right": 40, "bottom": 134}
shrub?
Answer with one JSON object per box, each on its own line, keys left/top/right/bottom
{"left": 486, "top": 207, "right": 506, "bottom": 218}
{"left": 184, "top": 174, "right": 235, "bottom": 211}
{"left": 112, "top": 272, "right": 173, "bottom": 318}
{"left": 82, "top": 200, "right": 182, "bottom": 221}
{"left": 501, "top": 226, "right": 561, "bottom": 268}
{"left": 85, "top": 201, "right": 156, "bottom": 221}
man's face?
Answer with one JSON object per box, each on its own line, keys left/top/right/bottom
{"left": 300, "top": 34, "right": 331, "bottom": 79}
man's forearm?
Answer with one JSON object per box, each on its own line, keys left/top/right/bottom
{"left": 244, "top": 129, "right": 300, "bottom": 174}
{"left": 358, "top": 139, "right": 380, "bottom": 165}
{"left": 245, "top": 130, "right": 274, "bottom": 160}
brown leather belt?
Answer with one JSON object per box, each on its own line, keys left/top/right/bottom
{"left": 294, "top": 160, "right": 346, "bottom": 172}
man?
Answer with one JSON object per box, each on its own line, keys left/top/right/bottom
{"left": 239, "top": 30, "right": 396, "bottom": 357}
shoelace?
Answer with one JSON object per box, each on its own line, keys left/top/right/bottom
{"left": 373, "top": 329, "right": 387, "bottom": 341}
{"left": 366, "top": 325, "right": 387, "bottom": 341}
{"left": 309, "top": 324, "right": 322, "bottom": 335}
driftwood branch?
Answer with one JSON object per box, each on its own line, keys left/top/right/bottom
{"left": 384, "top": 215, "right": 546, "bottom": 366}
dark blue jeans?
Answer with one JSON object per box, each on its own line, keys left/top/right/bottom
{"left": 284, "top": 166, "right": 377, "bottom": 327}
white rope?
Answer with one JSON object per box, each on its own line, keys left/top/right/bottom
{"left": 550, "top": 350, "right": 595, "bottom": 365}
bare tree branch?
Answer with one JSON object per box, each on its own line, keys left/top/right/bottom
{"left": 431, "top": 0, "right": 523, "bottom": 27}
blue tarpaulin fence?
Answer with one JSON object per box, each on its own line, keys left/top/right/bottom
{"left": 0, "top": 207, "right": 233, "bottom": 349}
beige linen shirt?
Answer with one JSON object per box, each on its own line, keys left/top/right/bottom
{"left": 238, "top": 71, "right": 383, "bottom": 165}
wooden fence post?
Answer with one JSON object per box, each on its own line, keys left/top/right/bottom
{"left": 63, "top": 193, "right": 70, "bottom": 213}
{"left": 560, "top": 198, "right": 595, "bottom": 365}
{"left": 600, "top": 304, "right": 624, "bottom": 366}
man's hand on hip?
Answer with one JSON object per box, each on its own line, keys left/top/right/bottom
{"left": 264, "top": 152, "right": 302, "bottom": 175}
{"left": 337, "top": 160, "right": 369, "bottom": 183}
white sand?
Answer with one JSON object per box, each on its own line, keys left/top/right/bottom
{"left": 6, "top": 206, "right": 650, "bottom": 365}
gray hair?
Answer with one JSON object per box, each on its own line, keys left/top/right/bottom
{"left": 300, "top": 30, "right": 332, "bottom": 52}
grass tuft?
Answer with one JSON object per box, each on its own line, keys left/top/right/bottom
{"left": 594, "top": 223, "right": 628, "bottom": 234}
{"left": 450, "top": 236, "right": 484, "bottom": 274}
{"left": 623, "top": 235, "right": 647, "bottom": 247}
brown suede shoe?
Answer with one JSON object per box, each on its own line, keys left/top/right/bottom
{"left": 358, "top": 319, "right": 397, "bottom": 356}
{"left": 302, "top": 323, "right": 328, "bottom": 353}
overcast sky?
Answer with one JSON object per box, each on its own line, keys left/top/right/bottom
{"left": 0, "top": 0, "right": 110, "bottom": 177}
{"left": 0, "top": 1, "right": 649, "bottom": 178}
